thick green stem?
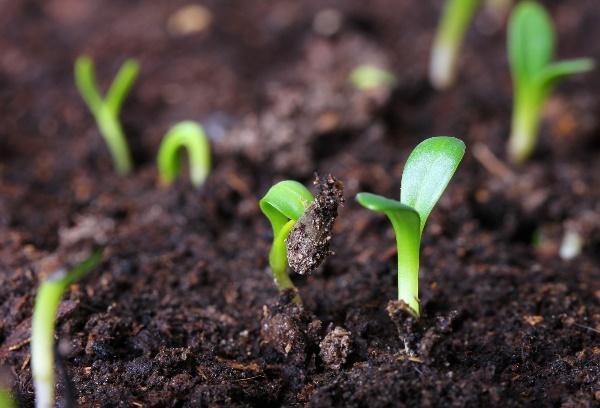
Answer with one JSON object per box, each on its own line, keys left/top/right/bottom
{"left": 392, "top": 221, "right": 422, "bottom": 317}
{"left": 508, "top": 91, "right": 541, "bottom": 164}
{"left": 97, "top": 107, "right": 133, "bottom": 175}
{"left": 430, "top": 0, "right": 480, "bottom": 90}
{"left": 269, "top": 219, "right": 301, "bottom": 304}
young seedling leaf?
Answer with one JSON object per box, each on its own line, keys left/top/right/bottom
{"left": 507, "top": 2, "right": 594, "bottom": 164}
{"left": 31, "top": 248, "right": 103, "bottom": 408}
{"left": 75, "top": 56, "right": 139, "bottom": 174}
{"left": 157, "top": 121, "right": 212, "bottom": 187}
{"left": 349, "top": 64, "right": 397, "bottom": 91}
{"left": 508, "top": 1, "right": 554, "bottom": 84}
{"left": 356, "top": 137, "right": 465, "bottom": 317}
{"left": 260, "top": 181, "right": 314, "bottom": 302}
{"left": 400, "top": 136, "right": 465, "bottom": 232}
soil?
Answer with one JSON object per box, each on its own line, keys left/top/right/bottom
{"left": 1, "top": 0, "right": 599, "bottom": 407}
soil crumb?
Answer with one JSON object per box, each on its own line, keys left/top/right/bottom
{"left": 319, "top": 325, "right": 352, "bottom": 370}
{"left": 286, "top": 174, "right": 344, "bottom": 275}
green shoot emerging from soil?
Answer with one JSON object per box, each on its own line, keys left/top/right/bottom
{"left": 356, "top": 137, "right": 465, "bottom": 317}
{"left": 157, "top": 121, "right": 211, "bottom": 187}
{"left": 429, "top": 0, "right": 480, "bottom": 90}
{"left": 260, "top": 180, "right": 315, "bottom": 304}
{"left": 349, "top": 64, "right": 397, "bottom": 91}
{"left": 31, "top": 248, "right": 103, "bottom": 408}
{"left": 75, "top": 56, "right": 139, "bottom": 174}
{"left": 508, "top": 2, "right": 594, "bottom": 164}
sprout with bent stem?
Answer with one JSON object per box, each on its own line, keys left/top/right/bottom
{"left": 507, "top": 2, "right": 594, "bottom": 164}
{"left": 157, "top": 121, "right": 212, "bottom": 187}
{"left": 356, "top": 137, "right": 465, "bottom": 317}
{"left": 260, "top": 181, "right": 315, "bottom": 304}
{"left": 31, "top": 248, "right": 103, "bottom": 408}
{"left": 429, "top": 0, "right": 481, "bottom": 90}
{"left": 75, "top": 56, "right": 139, "bottom": 174}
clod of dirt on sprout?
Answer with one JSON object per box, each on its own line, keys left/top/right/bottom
{"left": 356, "top": 137, "right": 465, "bottom": 318}
{"left": 559, "top": 230, "right": 583, "bottom": 261}
{"left": 286, "top": 174, "right": 344, "bottom": 276}
{"left": 260, "top": 180, "right": 315, "bottom": 304}
{"left": 31, "top": 247, "right": 103, "bottom": 408}
{"left": 349, "top": 64, "right": 396, "bottom": 91}
{"left": 157, "top": 121, "right": 212, "bottom": 187}
{"left": 75, "top": 56, "right": 139, "bottom": 174}
{"left": 429, "top": 0, "right": 480, "bottom": 90}
{"left": 319, "top": 326, "right": 352, "bottom": 370}
{"left": 507, "top": 2, "right": 594, "bottom": 164}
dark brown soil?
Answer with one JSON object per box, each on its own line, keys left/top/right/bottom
{"left": 1, "top": 0, "right": 599, "bottom": 406}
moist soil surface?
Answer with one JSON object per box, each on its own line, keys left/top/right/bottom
{"left": 1, "top": 0, "right": 599, "bottom": 406}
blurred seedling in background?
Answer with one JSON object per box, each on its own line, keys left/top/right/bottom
{"left": 260, "top": 176, "right": 343, "bottom": 304}
{"left": 157, "top": 121, "right": 212, "bottom": 187}
{"left": 356, "top": 137, "right": 465, "bottom": 317}
{"left": 31, "top": 248, "right": 103, "bottom": 408}
{"left": 429, "top": 0, "right": 480, "bottom": 90}
{"left": 349, "top": 64, "right": 396, "bottom": 91}
{"left": 75, "top": 56, "right": 139, "bottom": 174}
{"left": 507, "top": 2, "right": 594, "bottom": 164}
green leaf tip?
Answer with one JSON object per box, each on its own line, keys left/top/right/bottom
{"left": 356, "top": 136, "right": 465, "bottom": 317}
{"left": 349, "top": 64, "right": 397, "bottom": 91}
{"left": 507, "top": 2, "right": 594, "bottom": 164}
{"left": 157, "top": 121, "right": 212, "bottom": 187}
{"left": 401, "top": 136, "right": 465, "bottom": 231}
{"left": 74, "top": 55, "right": 140, "bottom": 175}
{"left": 260, "top": 180, "right": 315, "bottom": 303}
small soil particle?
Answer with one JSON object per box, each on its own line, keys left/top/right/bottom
{"left": 319, "top": 325, "right": 352, "bottom": 370}
{"left": 287, "top": 174, "right": 344, "bottom": 275}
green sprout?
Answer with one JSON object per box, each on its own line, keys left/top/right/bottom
{"left": 356, "top": 137, "right": 465, "bottom": 317}
{"left": 75, "top": 56, "right": 140, "bottom": 174}
{"left": 349, "top": 64, "right": 397, "bottom": 91}
{"left": 31, "top": 248, "right": 103, "bottom": 408}
{"left": 259, "top": 181, "right": 315, "bottom": 304}
{"left": 429, "top": 0, "right": 481, "bottom": 90}
{"left": 157, "top": 121, "right": 212, "bottom": 187}
{"left": 507, "top": 2, "right": 594, "bottom": 164}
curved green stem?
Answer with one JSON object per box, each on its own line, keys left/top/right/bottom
{"left": 269, "top": 219, "right": 301, "bottom": 304}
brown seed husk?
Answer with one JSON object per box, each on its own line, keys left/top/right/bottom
{"left": 286, "top": 174, "right": 344, "bottom": 275}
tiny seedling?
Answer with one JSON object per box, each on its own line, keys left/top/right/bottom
{"left": 508, "top": 2, "right": 594, "bottom": 164}
{"left": 349, "top": 64, "right": 397, "bottom": 91}
{"left": 260, "top": 180, "right": 315, "bottom": 304}
{"left": 75, "top": 56, "right": 140, "bottom": 174}
{"left": 356, "top": 137, "right": 465, "bottom": 317}
{"left": 31, "top": 248, "right": 103, "bottom": 408}
{"left": 429, "top": 0, "right": 480, "bottom": 90}
{"left": 157, "top": 121, "right": 211, "bottom": 187}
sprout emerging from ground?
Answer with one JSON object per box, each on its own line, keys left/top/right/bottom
{"left": 31, "top": 248, "right": 103, "bottom": 408}
{"left": 429, "top": 0, "right": 480, "bottom": 90}
{"left": 260, "top": 176, "right": 343, "bottom": 304}
{"left": 349, "top": 64, "right": 397, "bottom": 91}
{"left": 507, "top": 2, "right": 594, "bottom": 164}
{"left": 157, "top": 121, "right": 212, "bottom": 187}
{"left": 356, "top": 137, "right": 465, "bottom": 317}
{"left": 75, "top": 56, "right": 139, "bottom": 174}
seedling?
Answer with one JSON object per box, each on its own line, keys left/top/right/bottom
{"left": 75, "top": 56, "right": 139, "bottom": 174}
{"left": 507, "top": 2, "right": 594, "bottom": 164}
{"left": 260, "top": 180, "right": 315, "bottom": 303}
{"left": 31, "top": 248, "right": 103, "bottom": 408}
{"left": 429, "top": 0, "right": 480, "bottom": 90}
{"left": 157, "top": 121, "right": 211, "bottom": 187}
{"left": 349, "top": 64, "right": 397, "bottom": 91}
{"left": 356, "top": 137, "right": 465, "bottom": 317}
